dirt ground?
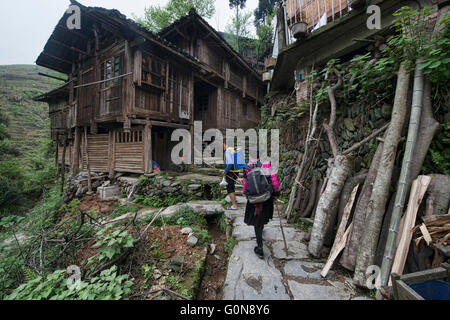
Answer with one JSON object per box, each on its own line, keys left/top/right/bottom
{"left": 68, "top": 194, "right": 231, "bottom": 300}
{"left": 197, "top": 221, "right": 229, "bottom": 300}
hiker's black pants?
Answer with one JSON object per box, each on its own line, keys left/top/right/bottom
{"left": 254, "top": 218, "right": 264, "bottom": 248}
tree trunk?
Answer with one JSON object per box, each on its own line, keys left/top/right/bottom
{"left": 353, "top": 62, "right": 410, "bottom": 287}
{"left": 302, "top": 174, "right": 319, "bottom": 218}
{"left": 340, "top": 140, "right": 384, "bottom": 270}
{"left": 308, "top": 155, "right": 352, "bottom": 258}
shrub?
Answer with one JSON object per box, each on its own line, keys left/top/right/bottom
{"left": 111, "top": 205, "right": 139, "bottom": 219}
{"left": 0, "top": 176, "right": 21, "bottom": 216}
{"left": 5, "top": 265, "right": 133, "bottom": 300}
{"left": 170, "top": 206, "right": 207, "bottom": 229}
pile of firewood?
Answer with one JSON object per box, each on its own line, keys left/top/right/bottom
{"left": 414, "top": 214, "right": 450, "bottom": 247}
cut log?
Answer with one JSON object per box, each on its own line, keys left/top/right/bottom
{"left": 321, "top": 184, "right": 359, "bottom": 277}
{"left": 340, "top": 140, "right": 384, "bottom": 270}
{"left": 308, "top": 155, "right": 352, "bottom": 258}
{"left": 388, "top": 175, "right": 431, "bottom": 285}
{"left": 353, "top": 62, "right": 410, "bottom": 287}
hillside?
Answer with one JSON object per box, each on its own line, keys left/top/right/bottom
{"left": 0, "top": 65, "right": 63, "bottom": 165}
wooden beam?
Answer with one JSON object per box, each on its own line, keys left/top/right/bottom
{"left": 151, "top": 121, "right": 190, "bottom": 130}
{"left": 84, "top": 127, "right": 92, "bottom": 194}
{"left": 38, "top": 72, "right": 67, "bottom": 82}
{"left": 130, "top": 36, "right": 146, "bottom": 48}
{"left": 42, "top": 52, "right": 73, "bottom": 65}
{"left": 60, "top": 133, "right": 68, "bottom": 194}
{"left": 56, "top": 24, "right": 90, "bottom": 40}
{"left": 72, "top": 127, "right": 81, "bottom": 175}
{"left": 108, "top": 130, "right": 115, "bottom": 178}
{"left": 144, "top": 120, "right": 153, "bottom": 174}
{"left": 49, "top": 39, "right": 88, "bottom": 55}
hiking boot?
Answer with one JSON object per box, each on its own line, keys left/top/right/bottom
{"left": 254, "top": 246, "right": 264, "bottom": 260}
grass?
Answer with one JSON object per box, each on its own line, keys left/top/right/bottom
{"left": 295, "top": 220, "right": 313, "bottom": 232}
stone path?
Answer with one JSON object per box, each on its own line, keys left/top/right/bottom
{"left": 222, "top": 199, "right": 372, "bottom": 301}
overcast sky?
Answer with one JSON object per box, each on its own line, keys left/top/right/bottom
{"left": 0, "top": 0, "right": 259, "bottom": 65}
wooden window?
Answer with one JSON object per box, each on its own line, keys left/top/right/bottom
{"left": 142, "top": 53, "right": 166, "bottom": 89}
{"left": 101, "top": 56, "right": 121, "bottom": 89}
{"left": 242, "top": 103, "right": 248, "bottom": 116}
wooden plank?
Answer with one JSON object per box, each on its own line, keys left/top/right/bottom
{"left": 389, "top": 175, "right": 432, "bottom": 285}
{"left": 72, "top": 127, "right": 81, "bottom": 175}
{"left": 419, "top": 223, "right": 433, "bottom": 246}
{"left": 395, "top": 279, "right": 424, "bottom": 300}
{"left": 400, "top": 267, "right": 448, "bottom": 284}
{"left": 321, "top": 184, "right": 360, "bottom": 277}
{"left": 84, "top": 127, "right": 92, "bottom": 193}
{"left": 134, "top": 49, "right": 142, "bottom": 86}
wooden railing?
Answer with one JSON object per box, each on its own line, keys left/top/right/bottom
{"left": 283, "top": 0, "right": 351, "bottom": 44}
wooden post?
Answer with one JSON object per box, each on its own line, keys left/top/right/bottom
{"left": 145, "top": 120, "right": 153, "bottom": 174}
{"left": 84, "top": 127, "right": 92, "bottom": 194}
{"left": 72, "top": 127, "right": 81, "bottom": 175}
{"left": 60, "top": 133, "right": 68, "bottom": 194}
{"left": 109, "top": 130, "right": 115, "bottom": 179}
{"left": 55, "top": 138, "right": 59, "bottom": 176}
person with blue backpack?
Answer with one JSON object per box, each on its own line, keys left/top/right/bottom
{"left": 222, "top": 142, "right": 246, "bottom": 211}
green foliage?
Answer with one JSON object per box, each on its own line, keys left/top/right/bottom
{"left": 255, "top": 8, "right": 276, "bottom": 60}
{"left": 0, "top": 255, "right": 25, "bottom": 299}
{"left": 111, "top": 204, "right": 139, "bottom": 219}
{"left": 88, "top": 227, "right": 135, "bottom": 265}
{"left": 27, "top": 185, "right": 63, "bottom": 230}
{"left": 295, "top": 220, "right": 313, "bottom": 232}
{"left": 225, "top": 236, "right": 237, "bottom": 254}
{"left": 134, "top": 194, "right": 190, "bottom": 208}
{"left": 0, "top": 215, "right": 25, "bottom": 230}
{"left": 254, "top": 0, "right": 277, "bottom": 28}
{"left": 138, "top": 175, "right": 155, "bottom": 185}
{"left": 192, "top": 227, "right": 211, "bottom": 245}
{"left": 170, "top": 206, "right": 207, "bottom": 229}
{"left": 423, "top": 122, "right": 450, "bottom": 175}
{"left": 225, "top": 9, "right": 254, "bottom": 55}
{"left": 218, "top": 214, "right": 227, "bottom": 233}
{"left": 135, "top": 0, "right": 216, "bottom": 32}
{"left": 0, "top": 177, "right": 21, "bottom": 216}
{"left": 141, "top": 264, "right": 154, "bottom": 280}
{"left": 5, "top": 266, "right": 133, "bottom": 300}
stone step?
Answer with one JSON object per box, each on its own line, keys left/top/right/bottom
{"left": 222, "top": 241, "right": 290, "bottom": 300}
{"left": 232, "top": 225, "right": 306, "bottom": 242}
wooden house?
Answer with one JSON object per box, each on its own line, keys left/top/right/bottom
{"left": 36, "top": 1, "right": 265, "bottom": 175}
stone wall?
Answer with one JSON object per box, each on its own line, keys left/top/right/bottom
{"left": 271, "top": 94, "right": 391, "bottom": 197}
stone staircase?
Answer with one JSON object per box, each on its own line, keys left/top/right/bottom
{"left": 222, "top": 198, "right": 372, "bottom": 300}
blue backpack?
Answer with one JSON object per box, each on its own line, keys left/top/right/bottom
{"left": 229, "top": 148, "right": 246, "bottom": 172}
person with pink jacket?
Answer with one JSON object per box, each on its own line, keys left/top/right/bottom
{"left": 243, "top": 158, "right": 280, "bottom": 260}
